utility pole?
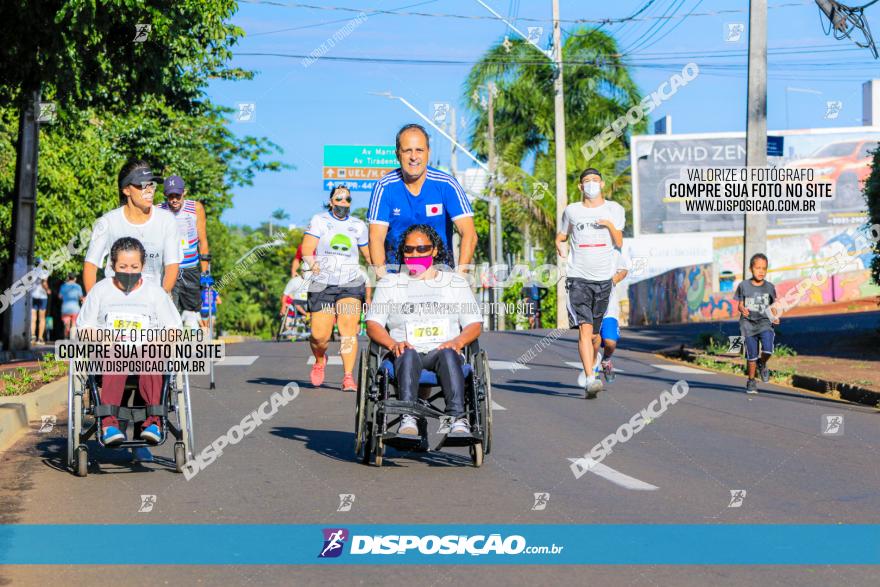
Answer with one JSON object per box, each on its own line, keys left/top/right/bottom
{"left": 488, "top": 81, "right": 503, "bottom": 330}
{"left": 2, "top": 89, "right": 40, "bottom": 352}
{"left": 743, "top": 0, "right": 768, "bottom": 282}
{"left": 552, "top": 0, "right": 568, "bottom": 329}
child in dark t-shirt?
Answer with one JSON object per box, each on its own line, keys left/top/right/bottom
{"left": 733, "top": 253, "right": 780, "bottom": 394}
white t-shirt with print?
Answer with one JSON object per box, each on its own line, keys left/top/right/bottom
{"left": 604, "top": 250, "right": 632, "bottom": 322}
{"left": 75, "top": 277, "right": 182, "bottom": 331}
{"left": 304, "top": 212, "right": 368, "bottom": 286}
{"left": 84, "top": 207, "right": 182, "bottom": 283}
{"left": 366, "top": 271, "right": 482, "bottom": 354}
{"left": 560, "top": 200, "right": 626, "bottom": 281}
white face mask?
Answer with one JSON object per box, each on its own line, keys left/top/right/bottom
{"left": 582, "top": 181, "right": 601, "bottom": 199}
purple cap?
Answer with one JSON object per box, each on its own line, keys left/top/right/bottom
{"left": 165, "top": 175, "right": 185, "bottom": 195}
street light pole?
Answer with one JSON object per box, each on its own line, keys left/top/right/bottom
{"left": 743, "top": 0, "right": 768, "bottom": 282}
{"left": 552, "top": 0, "right": 568, "bottom": 329}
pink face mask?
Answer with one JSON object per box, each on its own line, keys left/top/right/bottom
{"left": 404, "top": 255, "right": 433, "bottom": 276}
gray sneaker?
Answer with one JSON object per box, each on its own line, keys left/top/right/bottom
{"left": 759, "top": 362, "right": 770, "bottom": 383}
{"left": 449, "top": 417, "right": 471, "bottom": 436}
{"left": 746, "top": 379, "right": 758, "bottom": 394}
{"left": 585, "top": 379, "right": 603, "bottom": 399}
{"left": 398, "top": 415, "right": 419, "bottom": 436}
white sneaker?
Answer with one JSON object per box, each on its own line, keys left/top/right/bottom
{"left": 398, "top": 415, "right": 419, "bottom": 436}
{"left": 577, "top": 370, "right": 588, "bottom": 388}
{"left": 449, "top": 417, "right": 471, "bottom": 435}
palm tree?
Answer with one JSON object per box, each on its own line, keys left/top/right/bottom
{"left": 464, "top": 29, "right": 645, "bottom": 263}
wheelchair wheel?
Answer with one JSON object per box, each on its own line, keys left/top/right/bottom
{"left": 66, "top": 364, "right": 76, "bottom": 469}
{"left": 375, "top": 435, "right": 384, "bottom": 467}
{"left": 178, "top": 373, "right": 195, "bottom": 461}
{"left": 479, "top": 350, "right": 493, "bottom": 455}
{"left": 174, "top": 442, "right": 187, "bottom": 473}
{"left": 354, "top": 348, "right": 369, "bottom": 457}
{"left": 470, "top": 442, "right": 483, "bottom": 468}
{"left": 74, "top": 444, "right": 88, "bottom": 477}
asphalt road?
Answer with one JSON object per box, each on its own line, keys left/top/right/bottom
{"left": 1, "top": 330, "right": 878, "bottom": 586}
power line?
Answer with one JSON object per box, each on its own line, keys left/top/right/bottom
{"left": 626, "top": 0, "right": 707, "bottom": 54}
{"left": 237, "top": 0, "right": 812, "bottom": 24}
{"left": 621, "top": 0, "right": 688, "bottom": 54}
{"left": 248, "top": 0, "right": 437, "bottom": 37}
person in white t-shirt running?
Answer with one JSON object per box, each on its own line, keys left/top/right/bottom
{"left": 83, "top": 159, "right": 181, "bottom": 295}
{"left": 302, "top": 185, "right": 372, "bottom": 392}
{"left": 366, "top": 224, "right": 483, "bottom": 436}
{"left": 556, "top": 168, "right": 625, "bottom": 399}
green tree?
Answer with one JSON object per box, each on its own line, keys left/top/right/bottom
{"left": 464, "top": 29, "right": 644, "bottom": 262}
{"left": 864, "top": 145, "right": 880, "bottom": 285}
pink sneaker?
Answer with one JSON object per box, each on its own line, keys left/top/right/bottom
{"left": 341, "top": 373, "right": 356, "bottom": 392}
{"left": 310, "top": 356, "right": 327, "bottom": 387}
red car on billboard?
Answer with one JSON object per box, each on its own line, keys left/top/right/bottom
{"left": 785, "top": 139, "right": 879, "bottom": 209}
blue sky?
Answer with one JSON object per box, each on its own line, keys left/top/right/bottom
{"left": 208, "top": 0, "right": 880, "bottom": 227}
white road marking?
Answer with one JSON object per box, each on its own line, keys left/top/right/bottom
{"left": 307, "top": 355, "right": 343, "bottom": 365}
{"left": 567, "top": 458, "right": 659, "bottom": 491}
{"left": 491, "top": 401, "right": 506, "bottom": 411}
{"left": 565, "top": 361, "right": 624, "bottom": 373}
{"left": 215, "top": 355, "right": 258, "bottom": 366}
{"left": 651, "top": 364, "right": 712, "bottom": 374}
{"left": 489, "top": 360, "right": 529, "bottom": 371}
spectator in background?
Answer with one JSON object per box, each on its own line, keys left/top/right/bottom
{"left": 58, "top": 273, "right": 84, "bottom": 338}
{"left": 30, "top": 258, "right": 50, "bottom": 344}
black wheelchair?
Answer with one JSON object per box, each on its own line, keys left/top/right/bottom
{"left": 66, "top": 362, "right": 195, "bottom": 477}
{"left": 354, "top": 340, "right": 493, "bottom": 467}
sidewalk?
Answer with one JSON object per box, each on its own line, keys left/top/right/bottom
{"left": 623, "top": 309, "right": 880, "bottom": 403}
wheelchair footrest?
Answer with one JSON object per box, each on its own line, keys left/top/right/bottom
{"left": 380, "top": 399, "right": 445, "bottom": 419}
{"left": 94, "top": 404, "right": 167, "bottom": 422}
{"left": 435, "top": 433, "right": 480, "bottom": 449}
{"left": 383, "top": 434, "right": 425, "bottom": 452}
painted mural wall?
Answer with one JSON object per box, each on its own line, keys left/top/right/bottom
{"left": 628, "top": 226, "right": 879, "bottom": 325}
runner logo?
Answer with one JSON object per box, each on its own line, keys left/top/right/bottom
{"left": 531, "top": 492, "right": 549, "bottom": 511}
{"left": 319, "top": 528, "right": 349, "bottom": 558}
{"left": 822, "top": 414, "right": 844, "bottom": 435}
{"left": 38, "top": 415, "right": 56, "bottom": 433}
{"left": 727, "top": 336, "right": 744, "bottom": 355}
{"left": 337, "top": 494, "right": 355, "bottom": 512}
{"left": 728, "top": 489, "right": 746, "bottom": 508}
{"left": 138, "top": 494, "right": 157, "bottom": 513}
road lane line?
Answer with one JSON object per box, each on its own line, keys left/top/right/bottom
{"left": 651, "top": 364, "right": 712, "bottom": 374}
{"left": 491, "top": 400, "right": 506, "bottom": 411}
{"left": 567, "top": 458, "right": 659, "bottom": 491}
{"left": 214, "top": 355, "right": 259, "bottom": 366}
{"left": 489, "top": 360, "right": 529, "bottom": 371}
{"left": 565, "top": 361, "right": 625, "bottom": 373}
{"left": 307, "top": 355, "right": 343, "bottom": 365}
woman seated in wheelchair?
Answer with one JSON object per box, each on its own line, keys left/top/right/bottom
{"left": 75, "top": 237, "right": 182, "bottom": 446}
{"left": 365, "top": 224, "right": 482, "bottom": 437}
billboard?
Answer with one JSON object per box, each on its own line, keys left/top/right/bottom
{"left": 631, "top": 127, "right": 880, "bottom": 236}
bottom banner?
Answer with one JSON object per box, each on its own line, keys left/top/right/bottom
{"left": 1, "top": 524, "right": 878, "bottom": 565}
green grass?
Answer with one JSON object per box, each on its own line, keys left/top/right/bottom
{"left": 0, "top": 354, "right": 67, "bottom": 397}
{"left": 774, "top": 344, "right": 797, "bottom": 357}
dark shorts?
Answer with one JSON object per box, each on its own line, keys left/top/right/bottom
{"left": 172, "top": 266, "right": 202, "bottom": 312}
{"left": 307, "top": 282, "right": 366, "bottom": 313}
{"left": 566, "top": 278, "right": 613, "bottom": 331}
{"left": 744, "top": 329, "right": 774, "bottom": 361}
{"left": 32, "top": 298, "right": 47, "bottom": 311}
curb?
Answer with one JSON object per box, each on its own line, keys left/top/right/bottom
{"left": 218, "top": 335, "right": 246, "bottom": 344}
{"left": 660, "top": 347, "right": 880, "bottom": 408}
{"left": 0, "top": 377, "right": 68, "bottom": 453}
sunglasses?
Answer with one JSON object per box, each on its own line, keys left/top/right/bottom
{"left": 332, "top": 195, "right": 352, "bottom": 203}
{"left": 130, "top": 181, "right": 157, "bottom": 191}
{"left": 403, "top": 244, "right": 434, "bottom": 254}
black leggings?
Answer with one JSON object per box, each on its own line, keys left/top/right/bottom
{"left": 392, "top": 347, "right": 465, "bottom": 417}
